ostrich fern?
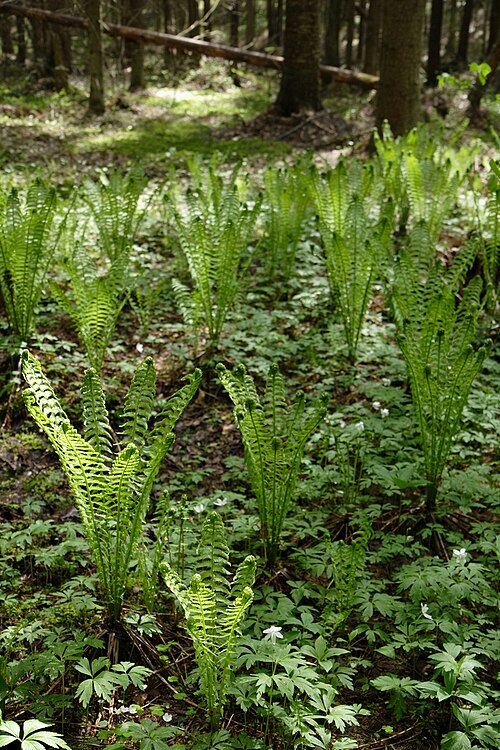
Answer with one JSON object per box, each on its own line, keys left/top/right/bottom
{"left": 0, "top": 180, "right": 59, "bottom": 342}
{"left": 171, "top": 166, "right": 260, "bottom": 352}
{"left": 216, "top": 362, "right": 327, "bottom": 565}
{"left": 392, "top": 246, "right": 488, "bottom": 517}
{"left": 161, "top": 511, "right": 255, "bottom": 726}
{"left": 22, "top": 351, "right": 201, "bottom": 623}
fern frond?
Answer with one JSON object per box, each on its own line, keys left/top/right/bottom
{"left": 120, "top": 357, "right": 156, "bottom": 449}
{"left": 197, "top": 511, "right": 231, "bottom": 613}
{"left": 81, "top": 369, "right": 114, "bottom": 465}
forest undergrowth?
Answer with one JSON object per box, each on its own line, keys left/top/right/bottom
{"left": 0, "top": 62, "right": 500, "bottom": 750}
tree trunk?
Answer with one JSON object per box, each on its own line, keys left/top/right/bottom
{"left": 456, "top": 0, "right": 474, "bottom": 64}
{"left": 228, "top": 0, "right": 238, "bottom": 47}
{"left": 203, "top": 0, "right": 211, "bottom": 41}
{"left": 129, "top": 0, "right": 146, "bottom": 90}
{"left": 16, "top": 11, "right": 26, "bottom": 63}
{"left": 245, "top": 0, "right": 255, "bottom": 45}
{"left": 186, "top": 0, "right": 198, "bottom": 33}
{"left": 86, "top": 0, "right": 105, "bottom": 114}
{"left": 363, "top": 0, "right": 382, "bottom": 75}
{"left": 276, "top": 0, "right": 321, "bottom": 115}
{"left": 344, "top": 0, "right": 355, "bottom": 68}
{"left": 489, "top": 0, "right": 500, "bottom": 53}
{"left": 267, "top": 0, "right": 277, "bottom": 44}
{"left": 376, "top": 0, "right": 426, "bottom": 135}
{"left": 445, "top": 0, "right": 458, "bottom": 59}
{"left": 426, "top": 0, "right": 444, "bottom": 86}
{"left": 357, "top": 0, "right": 368, "bottom": 63}
{"left": 0, "top": 16, "right": 14, "bottom": 54}
{"left": 324, "top": 0, "right": 342, "bottom": 68}
{"left": 46, "top": 0, "right": 70, "bottom": 90}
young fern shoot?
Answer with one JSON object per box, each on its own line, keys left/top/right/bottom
{"left": 0, "top": 180, "right": 59, "bottom": 343}
{"left": 392, "top": 247, "right": 489, "bottom": 518}
{"left": 161, "top": 511, "right": 256, "bottom": 727}
{"left": 216, "top": 362, "right": 327, "bottom": 565}
{"left": 22, "top": 351, "right": 201, "bottom": 623}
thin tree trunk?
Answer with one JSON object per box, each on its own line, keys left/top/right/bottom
{"left": 324, "top": 0, "right": 342, "bottom": 67}
{"left": 129, "top": 0, "right": 146, "bottom": 90}
{"left": 229, "top": 0, "right": 238, "bottom": 47}
{"left": 456, "top": 0, "right": 474, "bottom": 64}
{"left": 16, "top": 11, "right": 26, "bottom": 63}
{"left": 267, "top": 0, "right": 277, "bottom": 44}
{"left": 357, "top": 0, "right": 368, "bottom": 63}
{"left": 203, "top": 0, "right": 211, "bottom": 41}
{"left": 445, "top": 0, "right": 458, "bottom": 59}
{"left": 345, "top": 0, "right": 355, "bottom": 68}
{"left": 86, "top": 0, "right": 105, "bottom": 114}
{"left": 489, "top": 0, "right": 500, "bottom": 53}
{"left": 426, "top": 0, "right": 444, "bottom": 86}
{"left": 245, "top": 0, "right": 255, "bottom": 45}
{"left": 0, "top": 16, "right": 14, "bottom": 54}
{"left": 363, "top": 0, "right": 381, "bottom": 75}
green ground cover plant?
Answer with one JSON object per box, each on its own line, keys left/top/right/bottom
{"left": 0, "top": 80, "right": 499, "bottom": 750}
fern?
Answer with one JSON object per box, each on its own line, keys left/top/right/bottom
{"left": 260, "top": 159, "right": 312, "bottom": 283}
{"left": 0, "top": 180, "right": 59, "bottom": 341}
{"left": 311, "top": 165, "right": 389, "bottom": 362}
{"left": 479, "top": 159, "right": 500, "bottom": 312}
{"left": 82, "top": 166, "right": 150, "bottom": 265}
{"left": 216, "top": 362, "right": 327, "bottom": 565}
{"left": 391, "top": 244, "right": 489, "bottom": 517}
{"left": 51, "top": 245, "right": 129, "bottom": 371}
{"left": 171, "top": 163, "right": 260, "bottom": 352}
{"left": 22, "top": 350, "right": 201, "bottom": 622}
{"left": 161, "top": 511, "right": 255, "bottom": 726}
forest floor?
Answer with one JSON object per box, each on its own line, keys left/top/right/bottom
{"left": 0, "top": 58, "right": 500, "bottom": 750}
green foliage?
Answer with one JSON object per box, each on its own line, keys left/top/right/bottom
{"left": 0, "top": 716, "right": 70, "bottom": 750}
{"left": 310, "top": 161, "right": 389, "bottom": 362}
{"left": 22, "top": 351, "right": 201, "bottom": 621}
{"left": 161, "top": 511, "right": 256, "bottom": 725}
{"left": 216, "top": 362, "right": 327, "bottom": 564}
{"left": 75, "top": 657, "right": 152, "bottom": 708}
{"left": 478, "top": 159, "right": 500, "bottom": 312}
{"left": 82, "top": 166, "right": 150, "bottom": 264}
{"left": 391, "top": 238, "right": 488, "bottom": 514}
{"left": 51, "top": 245, "right": 129, "bottom": 371}
{"left": 170, "top": 162, "right": 260, "bottom": 351}
{"left": 260, "top": 159, "right": 311, "bottom": 283}
{"left": 0, "top": 180, "right": 58, "bottom": 342}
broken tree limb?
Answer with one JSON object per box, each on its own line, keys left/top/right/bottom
{"left": 0, "top": 2, "right": 379, "bottom": 89}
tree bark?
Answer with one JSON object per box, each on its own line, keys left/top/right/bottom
{"left": 203, "top": 0, "right": 211, "bottom": 41}
{"left": 228, "top": 0, "right": 239, "bottom": 47}
{"left": 456, "top": 0, "right": 474, "bottom": 64}
{"left": 245, "top": 0, "right": 255, "bottom": 45}
{"left": 426, "top": 0, "right": 444, "bottom": 86}
{"left": 445, "top": 0, "right": 458, "bottom": 59}
{"left": 376, "top": 0, "right": 426, "bottom": 135}
{"left": 324, "top": 0, "right": 342, "bottom": 68}
{"left": 128, "top": 0, "right": 146, "bottom": 90}
{"left": 85, "top": 0, "right": 105, "bottom": 114}
{"left": 363, "top": 0, "right": 381, "bottom": 75}
{"left": 16, "top": 10, "right": 26, "bottom": 64}
{"left": 0, "top": 15, "right": 13, "bottom": 54}
{"left": 275, "top": 0, "right": 321, "bottom": 115}
{"left": 344, "top": 0, "right": 355, "bottom": 68}
{"left": 488, "top": 0, "right": 500, "bottom": 53}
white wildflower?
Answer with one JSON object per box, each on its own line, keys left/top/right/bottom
{"left": 373, "top": 401, "right": 381, "bottom": 410}
{"left": 355, "top": 421, "right": 365, "bottom": 432}
{"left": 452, "top": 548, "right": 468, "bottom": 564}
{"left": 421, "top": 603, "right": 433, "bottom": 621}
{"left": 162, "top": 713, "right": 173, "bottom": 723}
{"left": 263, "top": 625, "right": 283, "bottom": 645}
{"left": 213, "top": 497, "right": 228, "bottom": 507}
{"left": 382, "top": 378, "right": 391, "bottom": 386}
{"left": 194, "top": 503, "right": 205, "bottom": 514}
{"left": 380, "top": 408, "right": 389, "bottom": 418}
{"left": 136, "top": 343, "right": 144, "bottom": 353}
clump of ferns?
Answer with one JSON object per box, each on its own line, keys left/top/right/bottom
{"left": 0, "top": 179, "right": 61, "bottom": 345}
{"left": 309, "top": 160, "right": 390, "bottom": 364}
{"left": 161, "top": 511, "right": 256, "bottom": 728}
{"left": 169, "top": 162, "right": 261, "bottom": 355}
{"left": 217, "top": 361, "right": 327, "bottom": 566}
{"left": 390, "top": 234, "right": 489, "bottom": 523}
{"left": 22, "top": 350, "right": 201, "bottom": 625}
{"left": 373, "top": 122, "right": 479, "bottom": 242}
{"left": 474, "top": 158, "right": 499, "bottom": 314}
{"left": 260, "top": 158, "right": 312, "bottom": 287}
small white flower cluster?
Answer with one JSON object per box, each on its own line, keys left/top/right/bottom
{"left": 452, "top": 548, "right": 468, "bottom": 564}
{"left": 421, "top": 603, "right": 433, "bottom": 621}
{"left": 115, "top": 705, "right": 139, "bottom": 716}
{"left": 372, "top": 401, "right": 389, "bottom": 418}
{"left": 193, "top": 497, "right": 228, "bottom": 514}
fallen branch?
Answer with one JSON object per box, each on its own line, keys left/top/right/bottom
{"left": 0, "top": 2, "right": 379, "bottom": 90}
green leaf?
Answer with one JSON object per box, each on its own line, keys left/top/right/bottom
{"left": 441, "top": 731, "right": 472, "bottom": 750}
